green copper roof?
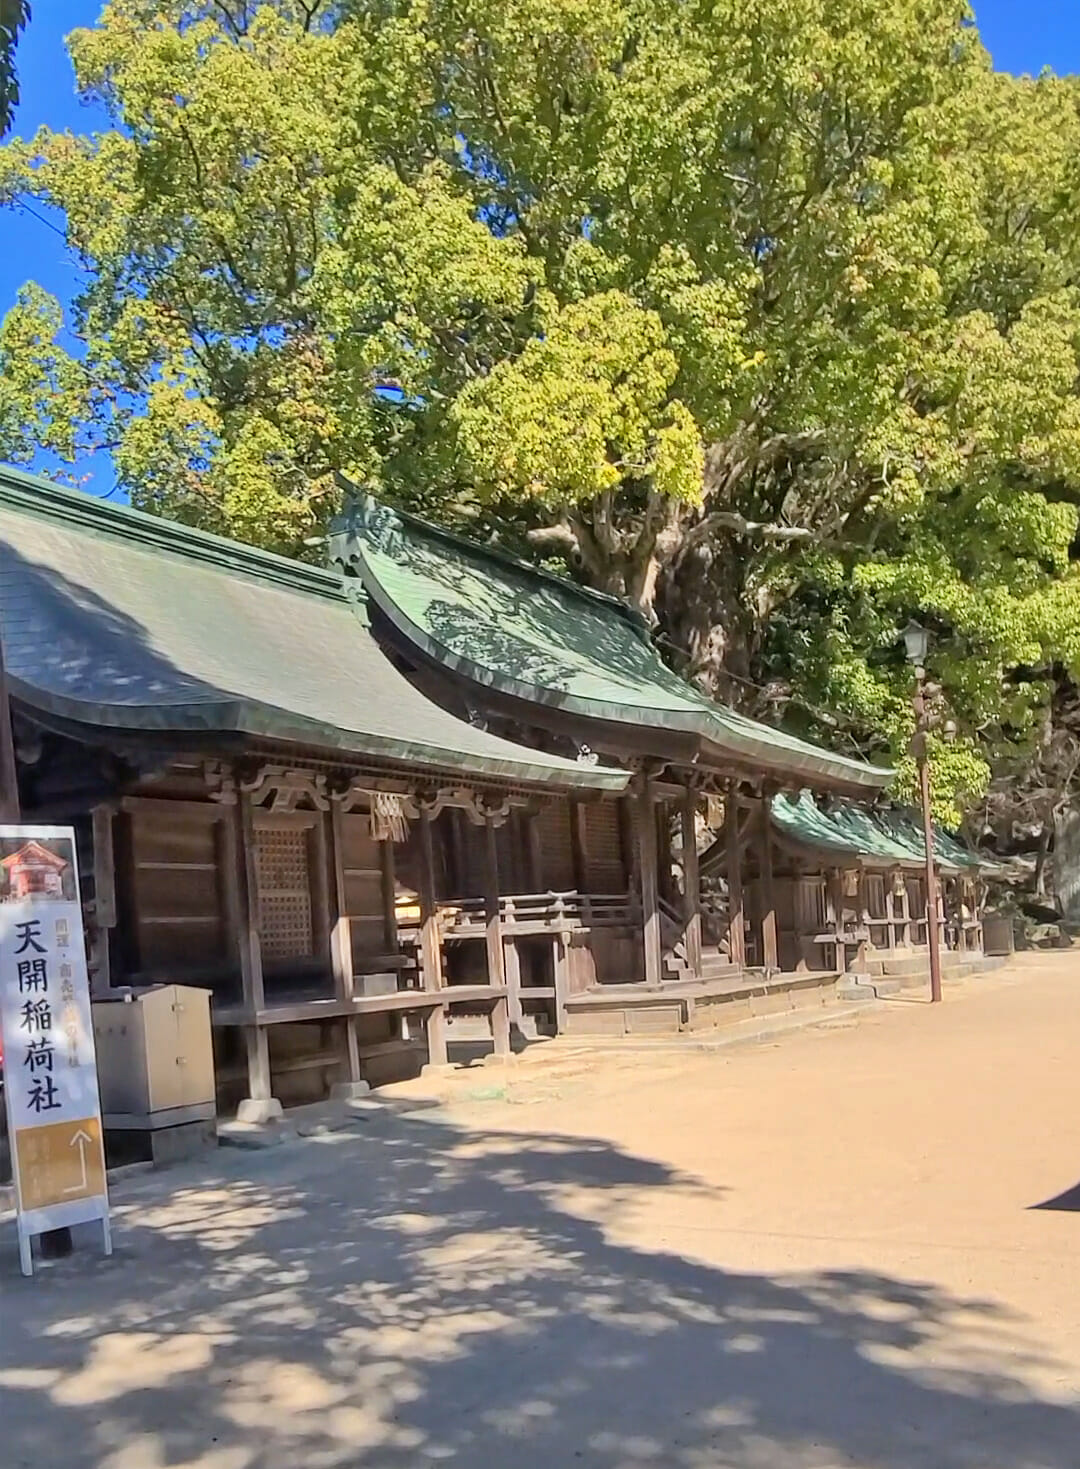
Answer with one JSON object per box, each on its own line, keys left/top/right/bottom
{"left": 0, "top": 465, "right": 627, "bottom": 791}
{"left": 332, "top": 493, "right": 893, "bottom": 795}
{"left": 772, "top": 791, "right": 986, "bottom": 872}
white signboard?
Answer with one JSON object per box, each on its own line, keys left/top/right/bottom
{"left": 0, "top": 826, "right": 111, "bottom": 1275}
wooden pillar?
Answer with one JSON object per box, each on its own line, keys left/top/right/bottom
{"left": 758, "top": 793, "right": 778, "bottom": 971}
{"left": 90, "top": 804, "right": 116, "bottom": 993}
{"left": 553, "top": 930, "right": 570, "bottom": 1032}
{"left": 328, "top": 799, "right": 360, "bottom": 1084}
{"left": 856, "top": 870, "right": 870, "bottom": 973}
{"left": 232, "top": 785, "right": 279, "bottom": 1115}
{"left": 233, "top": 788, "right": 265, "bottom": 1010}
{"left": 725, "top": 786, "right": 745, "bottom": 967}
{"left": 826, "top": 868, "right": 844, "bottom": 972}
{"left": 680, "top": 786, "right": 703, "bottom": 977}
{"left": 418, "top": 807, "right": 447, "bottom": 1066}
{"left": 636, "top": 783, "right": 663, "bottom": 987}
{"left": 899, "top": 869, "right": 912, "bottom": 948}
{"left": 483, "top": 814, "right": 511, "bottom": 1056}
{"left": 504, "top": 935, "right": 523, "bottom": 1027}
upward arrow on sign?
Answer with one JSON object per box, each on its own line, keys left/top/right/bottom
{"left": 64, "top": 1128, "right": 93, "bottom": 1195}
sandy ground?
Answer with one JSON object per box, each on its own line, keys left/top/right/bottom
{"left": 2, "top": 952, "right": 1080, "bottom": 1468}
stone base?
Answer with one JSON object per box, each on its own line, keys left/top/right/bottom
{"left": 419, "top": 1062, "right": 458, "bottom": 1077}
{"left": 329, "top": 1080, "right": 371, "bottom": 1101}
{"left": 236, "top": 1097, "right": 284, "bottom": 1125}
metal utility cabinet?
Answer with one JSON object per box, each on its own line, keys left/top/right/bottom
{"left": 92, "top": 984, "right": 216, "bottom": 1162}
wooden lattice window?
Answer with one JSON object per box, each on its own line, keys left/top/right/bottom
{"left": 254, "top": 824, "right": 314, "bottom": 963}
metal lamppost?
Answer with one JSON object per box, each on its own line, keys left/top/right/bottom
{"left": 903, "top": 620, "right": 943, "bottom": 1004}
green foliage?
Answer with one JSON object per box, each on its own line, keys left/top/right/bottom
{"left": 0, "top": 0, "right": 28, "bottom": 137}
{"left": 4, "top": 0, "right": 1080, "bottom": 816}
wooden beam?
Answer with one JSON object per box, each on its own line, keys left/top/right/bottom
{"left": 725, "top": 786, "right": 745, "bottom": 966}
{"left": 680, "top": 786, "right": 703, "bottom": 978}
{"left": 758, "top": 794, "right": 778, "bottom": 971}
{"left": 636, "top": 784, "right": 663, "bottom": 988}
{"left": 483, "top": 815, "right": 511, "bottom": 1056}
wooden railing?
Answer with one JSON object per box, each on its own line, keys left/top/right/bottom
{"left": 398, "top": 890, "right": 641, "bottom": 942}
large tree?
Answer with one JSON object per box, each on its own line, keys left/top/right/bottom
{"left": 0, "top": 0, "right": 28, "bottom": 137}
{"left": 5, "top": 0, "right": 1080, "bottom": 818}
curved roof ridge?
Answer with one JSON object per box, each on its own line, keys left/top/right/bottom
{"left": 0, "top": 462, "right": 342, "bottom": 601}
{"left": 335, "top": 492, "right": 893, "bottom": 794}
{"left": 333, "top": 475, "right": 654, "bottom": 641}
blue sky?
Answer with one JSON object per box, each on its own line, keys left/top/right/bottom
{"left": 2, "top": 0, "right": 1079, "bottom": 495}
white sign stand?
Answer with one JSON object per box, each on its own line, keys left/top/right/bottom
{"left": 0, "top": 825, "right": 111, "bottom": 1275}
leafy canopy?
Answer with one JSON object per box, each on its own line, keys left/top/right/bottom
{"left": 4, "top": 1, "right": 1080, "bottom": 819}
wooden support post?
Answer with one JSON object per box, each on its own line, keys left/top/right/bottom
{"left": 636, "top": 783, "right": 663, "bottom": 988}
{"left": 244, "top": 1026, "right": 273, "bottom": 1104}
{"left": 856, "top": 870, "right": 870, "bottom": 974}
{"left": 328, "top": 800, "right": 360, "bottom": 1084}
{"left": 758, "top": 794, "right": 778, "bottom": 972}
{"left": 418, "top": 808, "right": 448, "bottom": 1067}
{"left": 504, "top": 935, "right": 523, "bottom": 1027}
{"left": 89, "top": 804, "right": 117, "bottom": 993}
{"left": 232, "top": 786, "right": 281, "bottom": 1118}
{"left": 900, "top": 870, "right": 912, "bottom": 948}
{"left": 553, "top": 931, "right": 570, "bottom": 1033}
{"left": 235, "top": 788, "right": 266, "bottom": 1013}
{"left": 328, "top": 802, "right": 354, "bottom": 1000}
{"left": 680, "top": 786, "right": 703, "bottom": 978}
{"left": 483, "top": 814, "right": 511, "bottom": 1056}
{"left": 725, "top": 786, "right": 745, "bottom": 967}
{"left": 826, "top": 869, "right": 844, "bottom": 973}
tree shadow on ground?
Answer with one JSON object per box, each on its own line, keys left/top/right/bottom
{"left": 1, "top": 1104, "right": 1076, "bottom": 1469}
{"left": 1031, "top": 1179, "right": 1080, "bottom": 1211}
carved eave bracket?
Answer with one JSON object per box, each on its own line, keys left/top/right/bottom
{"left": 240, "top": 764, "right": 330, "bottom": 812}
